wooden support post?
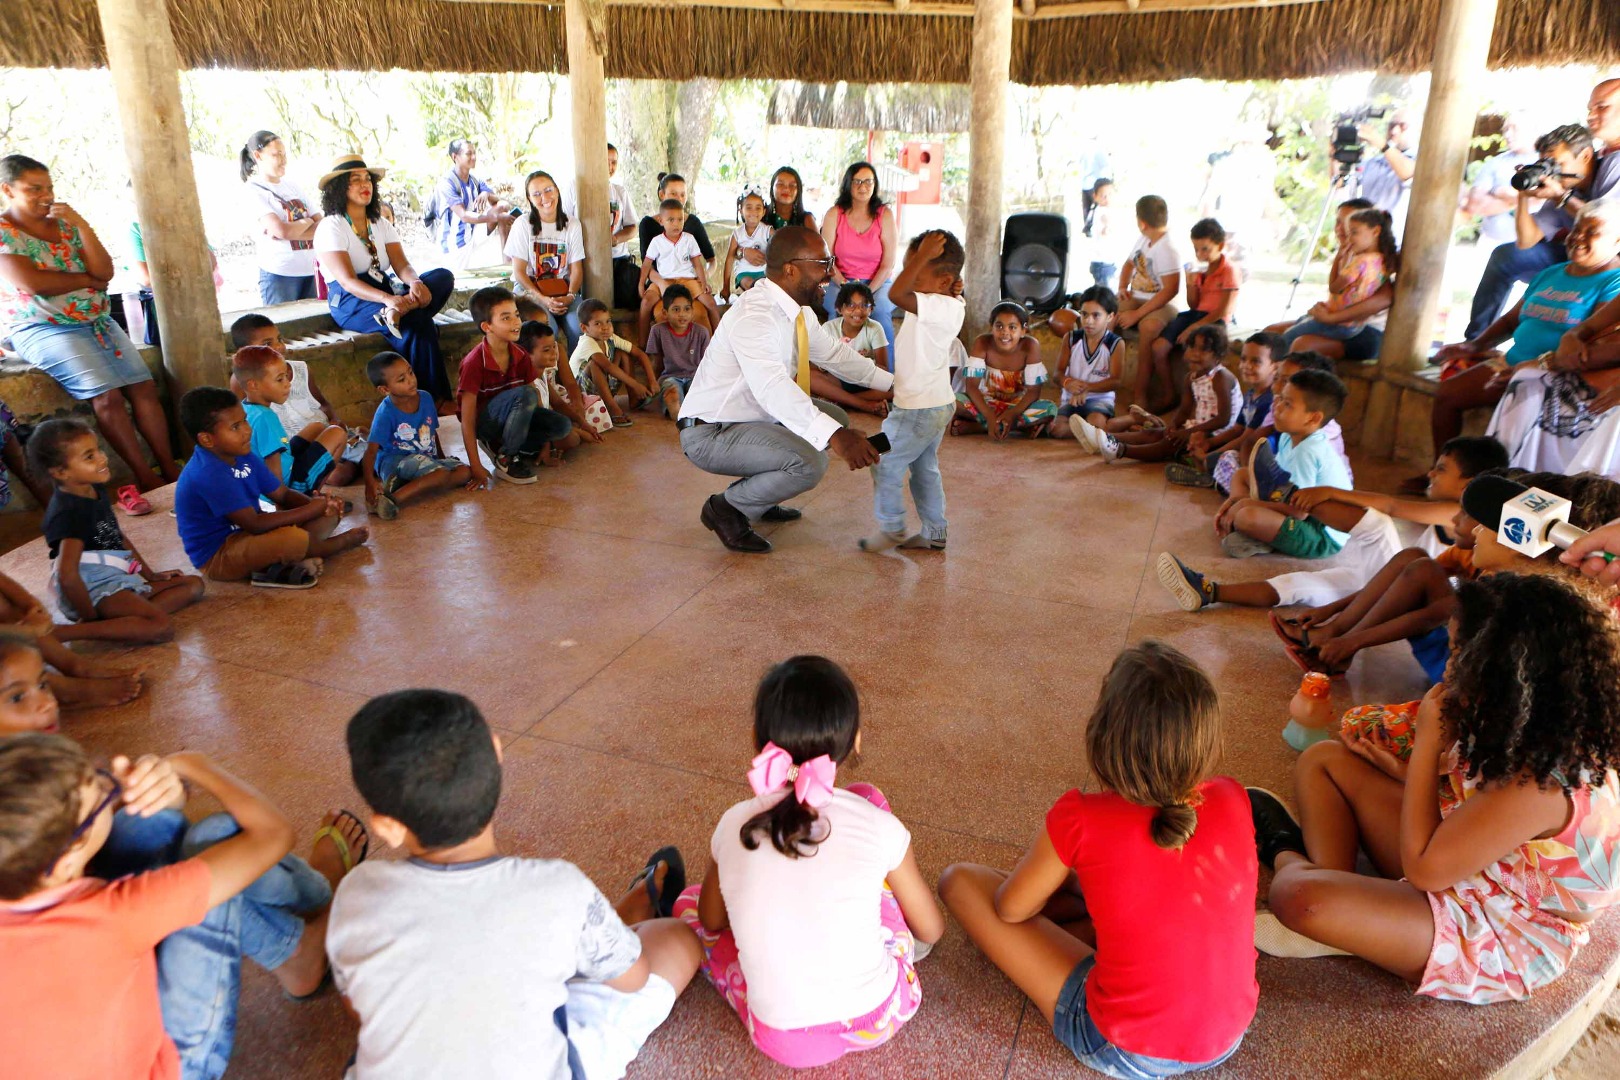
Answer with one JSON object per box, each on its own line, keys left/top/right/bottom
{"left": 566, "top": 0, "right": 614, "bottom": 304}
{"left": 1364, "top": 0, "right": 1500, "bottom": 455}
{"left": 95, "top": 0, "right": 223, "bottom": 396}
{"left": 965, "top": 0, "right": 1013, "bottom": 332}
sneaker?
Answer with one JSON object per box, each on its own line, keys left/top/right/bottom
{"left": 1248, "top": 440, "right": 1296, "bottom": 503}
{"left": 1247, "top": 787, "right": 1306, "bottom": 870}
{"left": 898, "top": 533, "right": 946, "bottom": 550}
{"left": 1254, "top": 913, "right": 1350, "bottom": 959}
{"left": 1069, "top": 414, "right": 1101, "bottom": 453}
{"left": 499, "top": 454, "right": 537, "bottom": 484}
{"left": 858, "top": 530, "right": 907, "bottom": 553}
{"left": 1155, "top": 552, "right": 1215, "bottom": 611}
{"left": 1221, "top": 531, "right": 1273, "bottom": 558}
{"left": 1096, "top": 431, "right": 1122, "bottom": 463}
{"left": 1165, "top": 462, "right": 1217, "bottom": 488}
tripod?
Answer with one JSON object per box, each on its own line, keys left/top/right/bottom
{"left": 1287, "top": 162, "right": 1355, "bottom": 310}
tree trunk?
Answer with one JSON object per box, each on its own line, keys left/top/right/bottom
{"left": 673, "top": 78, "right": 720, "bottom": 202}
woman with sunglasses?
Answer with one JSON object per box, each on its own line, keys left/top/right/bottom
{"left": 313, "top": 154, "right": 456, "bottom": 407}
{"left": 820, "top": 161, "right": 900, "bottom": 350}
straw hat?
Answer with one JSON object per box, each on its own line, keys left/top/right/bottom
{"left": 317, "top": 153, "right": 388, "bottom": 190}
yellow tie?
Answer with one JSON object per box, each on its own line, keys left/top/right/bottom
{"left": 795, "top": 311, "right": 812, "bottom": 393}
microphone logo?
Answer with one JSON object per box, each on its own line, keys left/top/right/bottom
{"left": 1503, "top": 517, "right": 1531, "bottom": 546}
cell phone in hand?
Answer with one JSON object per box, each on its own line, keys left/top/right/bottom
{"left": 868, "top": 432, "right": 891, "bottom": 454}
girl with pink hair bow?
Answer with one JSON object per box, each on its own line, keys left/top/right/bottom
{"left": 673, "top": 655, "right": 944, "bottom": 1068}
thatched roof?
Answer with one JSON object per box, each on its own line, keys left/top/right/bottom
{"left": 767, "top": 82, "right": 972, "bottom": 132}
{"left": 5, "top": 0, "right": 1619, "bottom": 85}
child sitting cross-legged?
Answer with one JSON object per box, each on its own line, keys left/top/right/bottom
{"left": 361, "top": 351, "right": 476, "bottom": 520}
{"left": 572, "top": 298, "right": 661, "bottom": 428}
{"left": 940, "top": 641, "right": 1257, "bottom": 1076}
{"left": 1048, "top": 285, "right": 1123, "bottom": 435}
{"left": 812, "top": 281, "right": 894, "bottom": 419}
{"left": 175, "top": 387, "right": 368, "bottom": 589}
{"left": 1072, "top": 323, "right": 1240, "bottom": 462}
{"left": 458, "top": 285, "right": 576, "bottom": 486}
{"left": 331, "top": 688, "right": 701, "bottom": 1078}
{"left": 1252, "top": 572, "right": 1620, "bottom": 1001}
{"left": 956, "top": 301, "right": 1057, "bottom": 440}
{"left": 0, "top": 731, "right": 366, "bottom": 1080}
{"left": 675, "top": 656, "right": 945, "bottom": 1068}
{"left": 233, "top": 346, "right": 351, "bottom": 497}
{"left": 520, "top": 320, "right": 610, "bottom": 443}
{"left": 1165, "top": 331, "right": 1284, "bottom": 487}
{"left": 230, "top": 313, "right": 365, "bottom": 486}
{"left": 645, "top": 284, "right": 711, "bottom": 421}
{"left": 28, "top": 419, "right": 204, "bottom": 644}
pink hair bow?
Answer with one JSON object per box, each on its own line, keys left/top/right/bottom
{"left": 747, "top": 742, "right": 836, "bottom": 809}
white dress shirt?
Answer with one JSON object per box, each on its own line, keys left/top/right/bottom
{"left": 678, "top": 278, "right": 894, "bottom": 449}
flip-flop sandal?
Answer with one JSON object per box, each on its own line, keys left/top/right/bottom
{"left": 250, "top": 562, "right": 318, "bottom": 589}
{"left": 636, "top": 392, "right": 661, "bottom": 411}
{"left": 1269, "top": 610, "right": 1309, "bottom": 649}
{"left": 116, "top": 485, "right": 154, "bottom": 516}
{"left": 613, "top": 415, "right": 634, "bottom": 428}
{"left": 312, "top": 808, "right": 370, "bottom": 873}
{"left": 1282, "top": 638, "right": 1322, "bottom": 675}
{"left": 629, "top": 845, "right": 685, "bottom": 919}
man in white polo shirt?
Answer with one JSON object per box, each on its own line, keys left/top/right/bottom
{"left": 677, "top": 227, "right": 889, "bottom": 553}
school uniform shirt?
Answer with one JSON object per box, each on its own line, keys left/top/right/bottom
{"left": 609, "top": 180, "right": 635, "bottom": 259}
{"left": 503, "top": 214, "right": 586, "bottom": 282}
{"left": 244, "top": 178, "right": 318, "bottom": 277}
{"left": 639, "top": 214, "right": 714, "bottom": 261}
{"left": 1277, "top": 429, "right": 1354, "bottom": 545}
{"left": 711, "top": 788, "right": 912, "bottom": 1029}
{"left": 645, "top": 232, "right": 704, "bottom": 279}
{"left": 1061, "top": 330, "right": 1122, "bottom": 408}
{"left": 327, "top": 856, "right": 642, "bottom": 1080}
{"left": 437, "top": 170, "right": 495, "bottom": 252}
{"left": 892, "top": 292, "right": 965, "bottom": 411}
{"left": 174, "top": 448, "right": 284, "bottom": 568}
{"left": 646, "top": 322, "right": 710, "bottom": 381}
{"left": 243, "top": 401, "right": 290, "bottom": 467}
{"left": 42, "top": 485, "right": 128, "bottom": 560}
{"left": 1122, "top": 233, "right": 1185, "bottom": 302}
{"left": 458, "top": 340, "right": 538, "bottom": 418}
{"left": 678, "top": 277, "right": 893, "bottom": 448}
{"left": 0, "top": 860, "right": 212, "bottom": 1080}
{"left": 313, "top": 214, "right": 402, "bottom": 279}
{"left": 367, "top": 390, "right": 440, "bottom": 476}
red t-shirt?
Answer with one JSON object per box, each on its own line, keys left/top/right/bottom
{"left": 458, "top": 339, "right": 538, "bottom": 418}
{"left": 1044, "top": 777, "right": 1257, "bottom": 1062}
{"left": 1190, "top": 257, "right": 1239, "bottom": 316}
{"left": 0, "top": 860, "right": 212, "bottom": 1080}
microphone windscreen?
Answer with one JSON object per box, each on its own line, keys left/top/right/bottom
{"left": 1461, "top": 474, "right": 1527, "bottom": 532}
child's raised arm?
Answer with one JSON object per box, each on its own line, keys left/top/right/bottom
{"left": 887, "top": 230, "right": 946, "bottom": 317}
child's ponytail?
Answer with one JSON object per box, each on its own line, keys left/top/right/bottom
{"left": 1350, "top": 207, "right": 1400, "bottom": 276}
{"left": 1150, "top": 801, "right": 1199, "bottom": 850}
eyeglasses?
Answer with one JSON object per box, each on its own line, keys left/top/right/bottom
{"left": 791, "top": 256, "right": 837, "bottom": 273}
{"left": 66, "top": 768, "right": 121, "bottom": 848}
{"left": 851, "top": 178, "right": 876, "bottom": 189}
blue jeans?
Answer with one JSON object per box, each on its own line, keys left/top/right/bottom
{"left": 476, "top": 384, "right": 573, "bottom": 457}
{"left": 328, "top": 267, "right": 455, "bottom": 402}
{"left": 1465, "top": 238, "right": 1564, "bottom": 340}
{"left": 824, "top": 277, "right": 895, "bottom": 355}
{"left": 1282, "top": 317, "right": 1359, "bottom": 348}
{"left": 872, "top": 404, "right": 953, "bottom": 540}
{"left": 1053, "top": 957, "right": 1243, "bottom": 1079}
{"left": 257, "top": 271, "right": 317, "bottom": 305}
{"left": 1090, "top": 262, "right": 1118, "bottom": 289}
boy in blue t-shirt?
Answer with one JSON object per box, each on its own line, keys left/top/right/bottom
{"left": 174, "top": 388, "right": 368, "bottom": 588}
{"left": 232, "top": 346, "right": 349, "bottom": 496}
{"left": 361, "top": 352, "right": 475, "bottom": 521}
{"left": 1213, "top": 368, "right": 1351, "bottom": 559}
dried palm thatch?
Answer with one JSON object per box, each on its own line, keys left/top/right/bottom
{"left": 3, "top": 0, "right": 1618, "bottom": 85}
{"left": 767, "top": 81, "right": 972, "bottom": 132}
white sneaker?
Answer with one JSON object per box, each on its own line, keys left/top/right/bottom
{"left": 1069, "top": 415, "right": 1100, "bottom": 453}
{"left": 1096, "top": 431, "right": 1122, "bottom": 463}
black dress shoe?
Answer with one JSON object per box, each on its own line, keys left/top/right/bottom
{"left": 760, "top": 505, "right": 803, "bottom": 523}
{"left": 701, "top": 494, "right": 773, "bottom": 553}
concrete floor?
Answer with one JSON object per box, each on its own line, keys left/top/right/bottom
{"left": 10, "top": 413, "right": 1617, "bottom": 1078}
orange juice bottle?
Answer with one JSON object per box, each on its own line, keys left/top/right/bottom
{"left": 1283, "top": 672, "right": 1336, "bottom": 751}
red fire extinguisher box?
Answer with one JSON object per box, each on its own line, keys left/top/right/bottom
{"left": 898, "top": 141, "right": 943, "bottom": 206}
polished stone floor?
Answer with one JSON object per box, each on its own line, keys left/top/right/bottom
{"left": 12, "top": 414, "right": 1615, "bottom": 1078}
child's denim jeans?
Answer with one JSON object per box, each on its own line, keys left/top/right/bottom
{"left": 478, "top": 384, "right": 574, "bottom": 457}
{"left": 872, "top": 404, "right": 953, "bottom": 541}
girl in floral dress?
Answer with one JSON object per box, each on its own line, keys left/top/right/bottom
{"left": 955, "top": 301, "right": 1056, "bottom": 439}
{"left": 1253, "top": 572, "right": 1620, "bottom": 1002}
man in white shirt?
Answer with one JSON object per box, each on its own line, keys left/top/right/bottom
{"left": 678, "top": 227, "right": 889, "bottom": 554}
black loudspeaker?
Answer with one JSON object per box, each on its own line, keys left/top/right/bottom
{"left": 1000, "top": 213, "right": 1069, "bottom": 314}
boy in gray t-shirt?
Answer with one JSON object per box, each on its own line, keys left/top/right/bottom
{"left": 330, "top": 690, "right": 701, "bottom": 1079}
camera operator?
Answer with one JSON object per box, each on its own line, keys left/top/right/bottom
{"left": 1355, "top": 111, "right": 1417, "bottom": 227}
{"left": 1464, "top": 80, "right": 1620, "bottom": 339}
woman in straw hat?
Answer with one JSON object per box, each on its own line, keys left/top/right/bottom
{"left": 313, "top": 154, "right": 455, "bottom": 406}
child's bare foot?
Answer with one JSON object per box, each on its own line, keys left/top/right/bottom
{"left": 661, "top": 382, "right": 682, "bottom": 419}
{"left": 54, "top": 652, "right": 147, "bottom": 681}
{"left": 50, "top": 671, "right": 144, "bottom": 710}
{"left": 274, "top": 810, "right": 369, "bottom": 999}
{"left": 327, "top": 527, "right": 369, "bottom": 554}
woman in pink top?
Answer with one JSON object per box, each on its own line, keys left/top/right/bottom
{"left": 820, "top": 161, "right": 901, "bottom": 349}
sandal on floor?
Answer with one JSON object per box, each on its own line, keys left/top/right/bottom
{"left": 250, "top": 562, "right": 318, "bottom": 590}
{"left": 612, "top": 415, "right": 634, "bottom": 428}
{"left": 116, "top": 485, "right": 153, "bottom": 516}
{"left": 312, "top": 808, "right": 370, "bottom": 872}
{"left": 630, "top": 845, "right": 686, "bottom": 919}
{"left": 1269, "top": 611, "right": 1309, "bottom": 650}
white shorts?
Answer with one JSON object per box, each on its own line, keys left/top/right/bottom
{"left": 564, "top": 973, "right": 677, "bottom": 1080}
{"left": 1268, "top": 509, "right": 1435, "bottom": 607}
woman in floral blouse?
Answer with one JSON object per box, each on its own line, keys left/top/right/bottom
{"left": 0, "top": 155, "right": 179, "bottom": 500}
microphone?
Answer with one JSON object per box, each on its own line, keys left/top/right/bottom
{"left": 1461, "top": 475, "right": 1612, "bottom": 561}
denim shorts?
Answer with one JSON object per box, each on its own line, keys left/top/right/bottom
{"left": 379, "top": 452, "right": 463, "bottom": 485}
{"left": 1059, "top": 399, "right": 1115, "bottom": 420}
{"left": 53, "top": 549, "right": 151, "bottom": 621}
{"left": 1053, "top": 956, "right": 1243, "bottom": 1079}
{"left": 9, "top": 319, "right": 154, "bottom": 400}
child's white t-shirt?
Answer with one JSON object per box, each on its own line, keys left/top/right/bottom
{"left": 712, "top": 788, "right": 911, "bottom": 1029}
{"left": 732, "top": 222, "right": 773, "bottom": 254}
{"left": 1062, "top": 330, "right": 1122, "bottom": 408}
{"left": 269, "top": 359, "right": 326, "bottom": 433}
{"left": 891, "top": 292, "right": 965, "bottom": 411}
{"left": 820, "top": 318, "right": 887, "bottom": 357}
{"left": 1122, "top": 233, "right": 1185, "bottom": 302}
{"left": 327, "top": 856, "right": 642, "bottom": 1079}
{"left": 570, "top": 333, "right": 634, "bottom": 381}
{"left": 646, "top": 232, "right": 704, "bottom": 279}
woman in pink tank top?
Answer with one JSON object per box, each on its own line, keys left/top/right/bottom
{"left": 820, "top": 162, "right": 900, "bottom": 348}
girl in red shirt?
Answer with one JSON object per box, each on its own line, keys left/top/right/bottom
{"left": 940, "top": 641, "right": 1258, "bottom": 1075}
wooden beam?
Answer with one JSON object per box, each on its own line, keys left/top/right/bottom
{"left": 964, "top": 0, "right": 1012, "bottom": 333}
{"left": 95, "top": 0, "right": 223, "bottom": 398}
{"left": 566, "top": 0, "right": 614, "bottom": 306}
{"left": 440, "top": 0, "right": 1323, "bottom": 19}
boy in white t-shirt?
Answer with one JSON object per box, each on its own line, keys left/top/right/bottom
{"left": 858, "top": 230, "right": 966, "bottom": 553}
{"left": 330, "top": 689, "right": 702, "bottom": 1080}
{"left": 1115, "top": 194, "right": 1185, "bottom": 413}
{"left": 1051, "top": 285, "right": 1124, "bottom": 434}
{"left": 638, "top": 199, "right": 720, "bottom": 347}
{"left": 229, "top": 314, "right": 366, "bottom": 486}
